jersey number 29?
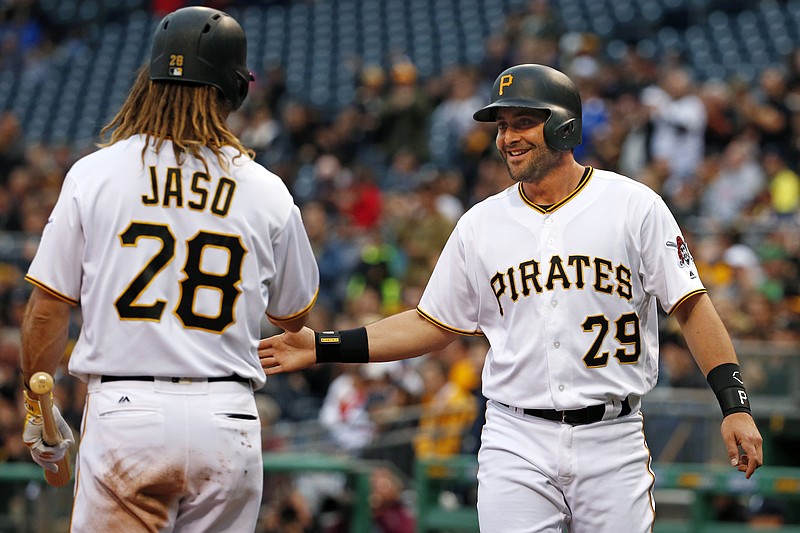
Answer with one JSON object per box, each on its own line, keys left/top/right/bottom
{"left": 581, "top": 312, "right": 641, "bottom": 367}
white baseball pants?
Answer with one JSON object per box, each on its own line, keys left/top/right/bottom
{"left": 477, "top": 400, "right": 655, "bottom": 532}
{"left": 70, "top": 376, "right": 263, "bottom": 532}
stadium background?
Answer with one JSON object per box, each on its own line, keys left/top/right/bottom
{"left": 1, "top": 0, "right": 799, "bottom": 531}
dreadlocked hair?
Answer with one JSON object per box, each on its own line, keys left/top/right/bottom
{"left": 99, "top": 67, "right": 255, "bottom": 171}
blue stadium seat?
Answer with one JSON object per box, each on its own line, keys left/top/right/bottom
{"left": 2, "top": 0, "right": 799, "bottom": 143}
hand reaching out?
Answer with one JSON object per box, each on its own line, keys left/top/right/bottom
{"left": 259, "top": 327, "right": 317, "bottom": 375}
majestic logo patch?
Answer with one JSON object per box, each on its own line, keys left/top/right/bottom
{"left": 666, "top": 236, "right": 697, "bottom": 279}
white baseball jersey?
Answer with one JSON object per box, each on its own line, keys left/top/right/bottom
{"left": 26, "top": 134, "right": 318, "bottom": 389}
{"left": 418, "top": 167, "right": 705, "bottom": 410}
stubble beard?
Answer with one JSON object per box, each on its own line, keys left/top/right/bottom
{"left": 503, "top": 143, "right": 563, "bottom": 185}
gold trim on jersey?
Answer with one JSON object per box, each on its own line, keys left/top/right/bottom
{"left": 639, "top": 412, "right": 657, "bottom": 527}
{"left": 266, "top": 288, "right": 319, "bottom": 321}
{"left": 24, "top": 275, "right": 79, "bottom": 306}
{"left": 667, "top": 288, "right": 708, "bottom": 315}
{"left": 416, "top": 307, "right": 483, "bottom": 336}
{"left": 518, "top": 166, "right": 594, "bottom": 213}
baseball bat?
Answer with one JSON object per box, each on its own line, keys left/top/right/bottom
{"left": 29, "top": 372, "right": 73, "bottom": 487}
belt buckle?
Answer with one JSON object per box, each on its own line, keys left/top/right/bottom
{"left": 172, "top": 377, "right": 194, "bottom": 385}
{"left": 561, "top": 410, "right": 567, "bottom": 423}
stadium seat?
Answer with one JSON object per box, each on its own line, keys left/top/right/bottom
{"left": 2, "top": 0, "right": 798, "bottom": 144}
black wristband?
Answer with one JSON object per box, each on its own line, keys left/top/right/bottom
{"left": 315, "top": 328, "right": 370, "bottom": 364}
{"left": 706, "top": 363, "right": 751, "bottom": 417}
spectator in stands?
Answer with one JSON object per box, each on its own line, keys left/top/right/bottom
{"left": 413, "top": 357, "right": 477, "bottom": 460}
{"left": 571, "top": 74, "right": 609, "bottom": 166}
{"left": 0, "top": 332, "right": 25, "bottom": 464}
{"left": 699, "top": 80, "right": 740, "bottom": 156}
{"left": 518, "top": 0, "right": 564, "bottom": 43}
{"left": 293, "top": 153, "right": 353, "bottom": 210}
{"left": 259, "top": 489, "right": 314, "bottom": 533}
{"left": 461, "top": 338, "right": 489, "bottom": 456}
{"left": 0, "top": 112, "right": 25, "bottom": 187}
{"left": 395, "top": 180, "right": 455, "bottom": 287}
{"left": 238, "top": 106, "right": 281, "bottom": 159}
{"left": 760, "top": 147, "right": 800, "bottom": 220}
{"left": 720, "top": 228, "right": 764, "bottom": 299}
{"left": 375, "top": 60, "right": 434, "bottom": 163}
{"left": 428, "top": 67, "right": 485, "bottom": 171}
{"left": 333, "top": 163, "right": 383, "bottom": 231}
{"left": 659, "top": 331, "right": 706, "bottom": 389}
{"left": 301, "top": 201, "right": 360, "bottom": 314}
{"left": 741, "top": 67, "right": 796, "bottom": 163}
{"left": 478, "top": 33, "right": 513, "bottom": 89}
{"left": 381, "top": 148, "right": 426, "bottom": 193}
{"left": 345, "top": 240, "right": 404, "bottom": 317}
{"left": 642, "top": 66, "right": 708, "bottom": 199}
{"left": 319, "top": 365, "right": 380, "bottom": 455}
{"left": 369, "top": 466, "right": 415, "bottom": 533}
{"left": 700, "top": 137, "right": 765, "bottom": 226}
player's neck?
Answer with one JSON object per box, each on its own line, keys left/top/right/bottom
{"left": 521, "top": 161, "right": 587, "bottom": 206}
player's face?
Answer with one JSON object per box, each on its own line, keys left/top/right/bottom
{"left": 495, "top": 108, "right": 562, "bottom": 184}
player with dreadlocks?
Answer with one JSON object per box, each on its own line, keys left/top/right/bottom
{"left": 21, "top": 7, "right": 318, "bottom": 531}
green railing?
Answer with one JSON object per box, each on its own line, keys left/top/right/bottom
{"left": 413, "top": 455, "right": 800, "bottom": 533}
{"left": 0, "top": 454, "right": 374, "bottom": 533}
{"left": 261, "top": 453, "right": 373, "bottom": 533}
{"left": 3, "top": 455, "right": 800, "bottom": 533}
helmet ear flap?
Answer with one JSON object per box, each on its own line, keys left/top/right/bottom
{"left": 235, "top": 75, "right": 249, "bottom": 109}
{"left": 556, "top": 119, "right": 576, "bottom": 139}
{"left": 545, "top": 116, "right": 582, "bottom": 152}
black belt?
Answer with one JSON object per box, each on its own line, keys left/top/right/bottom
{"left": 100, "top": 375, "right": 250, "bottom": 384}
{"left": 500, "top": 397, "right": 631, "bottom": 425}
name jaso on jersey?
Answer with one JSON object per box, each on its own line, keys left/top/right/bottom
{"left": 142, "top": 166, "right": 236, "bottom": 216}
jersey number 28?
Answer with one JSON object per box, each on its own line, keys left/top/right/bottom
{"left": 114, "top": 221, "right": 245, "bottom": 333}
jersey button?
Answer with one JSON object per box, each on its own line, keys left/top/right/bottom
{"left": 551, "top": 300, "right": 558, "bottom": 307}
{"left": 554, "top": 341, "right": 560, "bottom": 349}
{"left": 558, "top": 384, "right": 565, "bottom": 391}
{"left": 547, "top": 238, "right": 554, "bottom": 245}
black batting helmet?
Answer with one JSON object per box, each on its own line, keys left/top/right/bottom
{"left": 149, "top": 7, "right": 254, "bottom": 111}
{"left": 473, "top": 64, "right": 582, "bottom": 152}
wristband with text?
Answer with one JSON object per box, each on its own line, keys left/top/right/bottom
{"left": 315, "top": 328, "right": 370, "bottom": 364}
{"left": 706, "top": 363, "right": 751, "bottom": 417}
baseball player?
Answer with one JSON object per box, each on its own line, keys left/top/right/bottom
{"left": 20, "top": 7, "right": 318, "bottom": 532}
{"left": 260, "top": 64, "right": 763, "bottom": 532}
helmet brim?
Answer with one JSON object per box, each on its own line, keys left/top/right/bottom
{"left": 473, "top": 100, "right": 550, "bottom": 122}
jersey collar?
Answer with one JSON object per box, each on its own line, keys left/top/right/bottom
{"left": 518, "top": 166, "right": 594, "bottom": 214}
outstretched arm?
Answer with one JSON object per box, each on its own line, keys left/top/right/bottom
{"left": 673, "top": 292, "right": 763, "bottom": 478}
{"left": 259, "top": 309, "right": 460, "bottom": 375}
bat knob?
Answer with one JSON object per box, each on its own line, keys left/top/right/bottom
{"left": 30, "top": 372, "right": 55, "bottom": 395}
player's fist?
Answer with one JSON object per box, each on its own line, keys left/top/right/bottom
{"left": 22, "top": 393, "right": 75, "bottom": 473}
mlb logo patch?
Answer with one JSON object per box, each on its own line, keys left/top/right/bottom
{"left": 169, "top": 67, "right": 183, "bottom": 77}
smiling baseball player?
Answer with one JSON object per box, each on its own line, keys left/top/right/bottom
{"left": 20, "top": 7, "right": 318, "bottom": 532}
{"left": 260, "top": 64, "right": 763, "bottom": 532}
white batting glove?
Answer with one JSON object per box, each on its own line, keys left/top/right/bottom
{"left": 22, "top": 391, "right": 75, "bottom": 473}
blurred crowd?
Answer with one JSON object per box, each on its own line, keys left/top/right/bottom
{"left": 1, "top": 0, "right": 800, "bottom": 530}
